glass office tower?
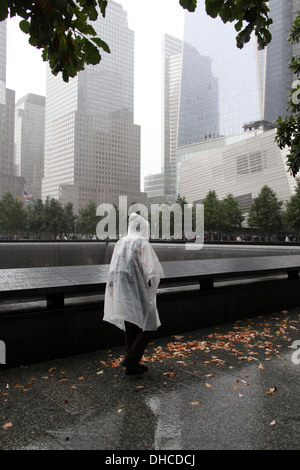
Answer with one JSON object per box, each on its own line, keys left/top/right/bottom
{"left": 15, "top": 94, "right": 45, "bottom": 200}
{"left": 145, "top": 34, "right": 184, "bottom": 204}
{"left": 0, "top": 19, "right": 14, "bottom": 176}
{"left": 264, "top": 0, "right": 293, "bottom": 122}
{"left": 179, "top": 2, "right": 265, "bottom": 142}
{"left": 162, "top": 34, "right": 183, "bottom": 200}
{"left": 179, "top": 0, "right": 296, "bottom": 143}
{"left": 0, "top": 20, "right": 25, "bottom": 200}
{"left": 0, "top": 20, "right": 6, "bottom": 104}
{"left": 178, "top": 42, "right": 219, "bottom": 146}
{"left": 42, "top": 1, "right": 144, "bottom": 212}
{"left": 178, "top": 0, "right": 300, "bottom": 213}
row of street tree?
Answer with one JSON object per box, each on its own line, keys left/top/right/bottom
{"left": 0, "top": 182, "right": 300, "bottom": 240}
{"left": 0, "top": 194, "right": 99, "bottom": 239}
{"left": 200, "top": 181, "right": 300, "bottom": 241}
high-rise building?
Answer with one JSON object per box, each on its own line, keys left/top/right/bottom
{"left": 0, "top": 85, "right": 15, "bottom": 178}
{"left": 161, "top": 34, "right": 183, "bottom": 200}
{"left": 178, "top": 43, "right": 219, "bottom": 147}
{"left": 175, "top": 1, "right": 300, "bottom": 208}
{"left": 42, "top": 1, "right": 145, "bottom": 212}
{"left": 0, "top": 21, "right": 6, "bottom": 103}
{"left": 15, "top": 93, "right": 45, "bottom": 200}
{"left": 264, "top": 0, "right": 293, "bottom": 122}
{"left": 144, "top": 34, "right": 183, "bottom": 205}
{"left": 179, "top": 2, "right": 266, "bottom": 140}
{"left": 144, "top": 172, "right": 165, "bottom": 201}
{"left": 0, "top": 20, "right": 25, "bottom": 200}
{"left": 179, "top": 0, "right": 296, "bottom": 142}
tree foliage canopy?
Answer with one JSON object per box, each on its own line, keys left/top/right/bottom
{"left": 1, "top": 0, "right": 110, "bottom": 82}
{"left": 285, "top": 178, "right": 300, "bottom": 236}
{"left": 275, "top": 11, "right": 300, "bottom": 178}
{"left": 200, "top": 0, "right": 272, "bottom": 50}
{"left": 1, "top": 0, "right": 273, "bottom": 82}
{"left": 247, "top": 185, "right": 283, "bottom": 239}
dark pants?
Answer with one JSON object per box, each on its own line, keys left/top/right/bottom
{"left": 124, "top": 321, "right": 153, "bottom": 364}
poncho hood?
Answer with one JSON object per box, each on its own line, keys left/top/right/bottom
{"left": 127, "top": 212, "right": 150, "bottom": 239}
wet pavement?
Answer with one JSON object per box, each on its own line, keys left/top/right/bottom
{"left": 0, "top": 308, "right": 300, "bottom": 452}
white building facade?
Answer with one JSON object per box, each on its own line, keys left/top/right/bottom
{"left": 179, "top": 129, "right": 297, "bottom": 214}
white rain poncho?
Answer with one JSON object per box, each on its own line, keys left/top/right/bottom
{"left": 103, "top": 212, "right": 164, "bottom": 332}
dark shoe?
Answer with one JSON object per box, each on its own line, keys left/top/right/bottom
{"left": 124, "top": 363, "right": 145, "bottom": 375}
{"left": 120, "top": 357, "right": 129, "bottom": 367}
{"left": 121, "top": 357, "right": 148, "bottom": 372}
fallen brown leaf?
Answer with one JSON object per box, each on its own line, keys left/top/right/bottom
{"left": 163, "top": 372, "right": 176, "bottom": 377}
{"left": 3, "top": 422, "right": 13, "bottom": 430}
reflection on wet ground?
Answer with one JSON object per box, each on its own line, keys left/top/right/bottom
{"left": 0, "top": 308, "right": 300, "bottom": 450}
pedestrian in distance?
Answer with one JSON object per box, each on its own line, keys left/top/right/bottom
{"left": 103, "top": 212, "right": 164, "bottom": 375}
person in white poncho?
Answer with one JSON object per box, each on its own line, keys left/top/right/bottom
{"left": 103, "top": 212, "right": 164, "bottom": 375}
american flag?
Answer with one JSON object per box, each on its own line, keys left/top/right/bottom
{"left": 23, "top": 191, "right": 32, "bottom": 199}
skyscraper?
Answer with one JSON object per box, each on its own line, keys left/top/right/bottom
{"left": 0, "top": 20, "right": 13, "bottom": 176}
{"left": 162, "top": 34, "right": 183, "bottom": 200}
{"left": 0, "top": 20, "right": 25, "bottom": 200}
{"left": 264, "top": 0, "right": 293, "bottom": 122}
{"left": 42, "top": 1, "right": 145, "bottom": 212}
{"left": 179, "top": 0, "right": 296, "bottom": 141}
{"left": 179, "top": 2, "right": 265, "bottom": 140}
{"left": 178, "top": 43, "right": 218, "bottom": 147}
{"left": 0, "top": 21, "right": 6, "bottom": 104}
{"left": 15, "top": 93, "right": 45, "bottom": 200}
{"left": 144, "top": 34, "right": 183, "bottom": 204}
{"left": 178, "top": 1, "right": 300, "bottom": 213}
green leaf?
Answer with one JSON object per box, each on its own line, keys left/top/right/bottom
{"left": 98, "top": 0, "right": 108, "bottom": 17}
{"left": 205, "top": 0, "right": 224, "bottom": 19}
{"left": 82, "top": 38, "right": 101, "bottom": 65}
{"left": 91, "top": 37, "right": 110, "bottom": 53}
{"left": 0, "top": 0, "right": 8, "bottom": 21}
{"left": 179, "top": 0, "right": 198, "bottom": 13}
{"left": 19, "top": 19, "right": 30, "bottom": 34}
{"left": 235, "top": 19, "right": 243, "bottom": 32}
{"left": 84, "top": 5, "right": 98, "bottom": 21}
